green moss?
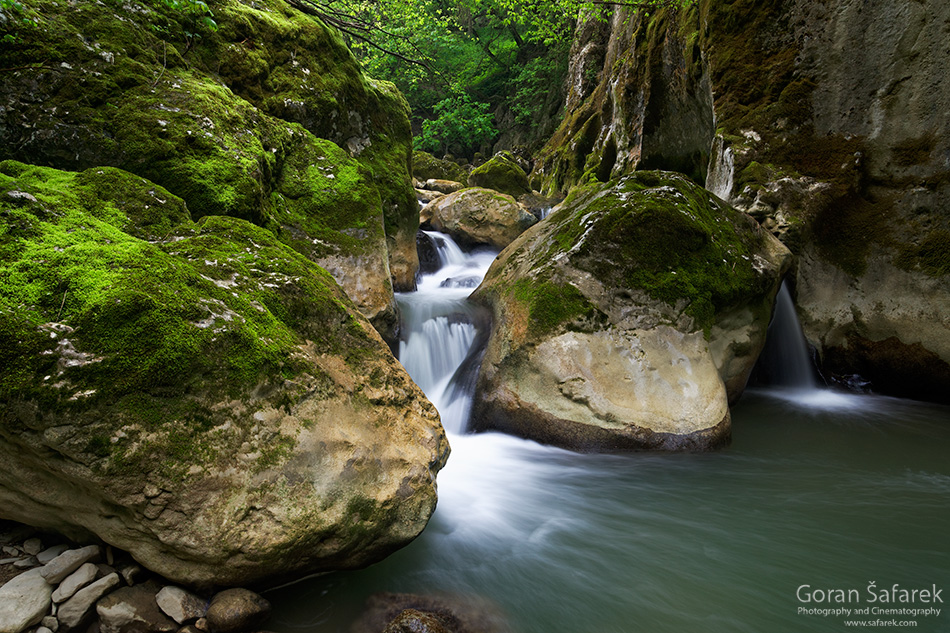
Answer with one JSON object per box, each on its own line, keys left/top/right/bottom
{"left": 895, "top": 229, "right": 950, "bottom": 277}
{"left": 412, "top": 150, "right": 468, "bottom": 183}
{"left": 1, "top": 0, "right": 413, "bottom": 279}
{"left": 468, "top": 152, "right": 530, "bottom": 197}
{"left": 511, "top": 278, "right": 600, "bottom": 338}
{"left": 552, "top": 172, "right": 771, "bottom": 334}
{"left": 0, "top": 162, "right": 378, "bottom": 477}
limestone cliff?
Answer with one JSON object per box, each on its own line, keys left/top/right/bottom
{"left": 535, "top": 0, "right": 950, "bottom": 401}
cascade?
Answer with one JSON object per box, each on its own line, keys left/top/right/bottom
{"left": 756, "top": 282, "right": 817, "bottom": 388}
{"left": 754, "top": 281, "right": 859, "bottom": 408}
{"left": 396, "top": 232, "right": 496, "bottom": 433}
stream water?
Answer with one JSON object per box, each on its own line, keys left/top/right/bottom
{"left": 269, "top": 233, "right": 950, "bottom": 633}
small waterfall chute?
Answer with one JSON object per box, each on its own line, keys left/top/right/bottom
{"left": 753, "top": 281, "right": 859, "bottom": 409}
{"left": 397, "top": 232, "right": 496, "bottom": 433}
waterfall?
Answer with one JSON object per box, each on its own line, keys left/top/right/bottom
{"left": 753, "top": 281, "right": 859, "bottom": 409}
{"left": 396, "top": 232, "right": 496, "bottom": 433}
{"left": 706, "top": 136, "right": 735, "bottom": 203}
{"left": 758, "top": 282, "right": 817, "bottom": 388}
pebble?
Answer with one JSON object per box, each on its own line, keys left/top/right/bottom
{"left": 22, "top": 539, "right": 43, "bottom": 556}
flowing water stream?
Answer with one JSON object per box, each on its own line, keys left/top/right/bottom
{"left": 269, "top": 233, "right": 950, "bottom": 633}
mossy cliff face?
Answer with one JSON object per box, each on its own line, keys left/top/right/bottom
{"left": 531, "top": 6, "right": 714, "bottom": 196}
{"left": 470, "top": 172, "right": 790, "bottom": 452}
{"left": 700, "top": 0, "right": 950, "bottom": 400}
{"left": 0, "top": 162, "right": 448, "bottom": 588}
{"left": 540, "top": 0, "right": 950, "bottom": 401}
{"left": 0, "top": 0, "right": 418, "bottom": 334}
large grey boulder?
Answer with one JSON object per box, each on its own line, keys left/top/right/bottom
{"left": 471, "top": 172, "right": 790, "bottom": 451}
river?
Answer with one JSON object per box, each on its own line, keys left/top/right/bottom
{"left": 268, "top": 232, "right": 950, "bottom": 633}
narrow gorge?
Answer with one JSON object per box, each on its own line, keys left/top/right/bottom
{"left": 0, "top": 0, "right": 948, "bottom": 631}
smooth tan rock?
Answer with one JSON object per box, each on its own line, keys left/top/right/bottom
{"left": 422, "top": 188, "right": 537, "bottom": 250}
{"left": 471, "top": 172, "right": 789, "bottom": 451}
{"left": 205, "top": 589, "right": 270, "bottom": 633}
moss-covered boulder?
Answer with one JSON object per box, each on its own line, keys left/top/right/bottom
{"left": 0, "top": 162, "right": 448, "bottom": 588}
{"left": 470, "top": 172, "right": 790, "bottom": 451}
{"left": 421, "top": 188, "right": 537, "bottom": 251}
{"left": 412, "top": 151, "right": 469, "bottom": 185}
{"left": 467, "top": 152, "right": 531, "bottom": 198}
{"left": 0, "top": 0, "right": 417, "bottom": 331}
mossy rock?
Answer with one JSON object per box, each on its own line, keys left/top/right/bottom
{"left": 412, "top": 151, "right": 469, "bottom": 184}
{"left": 467, "top": 152, "right": 531, "bottom": 198}
{"left": 0, "top": 162, "right": 447, "bottom": 588}
{"left": 0, "top": 0, "right": 414, "bottom": 318}
{"left": 470, "top": 171, "right": 790, "bottom": 452}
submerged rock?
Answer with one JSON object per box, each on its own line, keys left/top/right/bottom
{"left": 471, "top": 171, "right": 790, "bottom": 451}
{"left": 422, "top": 188, "right": 537, "bottom": 251}
{"left": 0, "top": 163, "right": 448, "bottom": 588}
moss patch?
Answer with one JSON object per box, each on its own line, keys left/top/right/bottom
{"left": 895, "top": 229, "right": 950, "bottom": 278}
{"left": 0, "top": 161, "right": 377, "bottom": 478}
{"left": 412, "top": 151, "right": 468, "bottom": 184}
{"left": 554, "top": 172, "right": 772, "bottom": 334}
{"left": 468, "top": 152, "right": 530, "bottom": 197}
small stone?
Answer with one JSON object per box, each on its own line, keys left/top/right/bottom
{"left": 22, "top": 539, "right": 43, "bottom": 556}
{"left": 117, "top": 566, "right": 141, "bottom": 587}
{"left": 0, "top": 558, "right": 17, "bottom": 565}
{"left": 0, "top": 568, "right": 54, "bottom": 633}
{"left": 104, "top": 547, "right": 114, "bottom": 567}
{"left": 52, "top": 563, "right": 98, "bottom": 604}
{"left": 194, "top": 618, "right": 208, "bottom": 631}
{"left": 41, "top": 616, "right": 59, "bottom": 632}
{"left": 58, "top": 573, "right": 119, "bottom": 632}
{"left": 36, "top": 627, "right": 53, "bottom": 633}
{"left": 156, "top": 587, "right": 206, "bottom": 625}
{"left": 1, "top": 547, "right": 17, "bottom": 557}
{"left": 5, "top": 190, "right": 39, "bottom": 204}
{"left": 40, "top": 546, "right": 101, "bottom": 585}
{"left": 204, "top": 589, "right": 270, "bottom": 633}
{"left": 96, "top": 583, "right": 177, "bottom": 633}
{"left": 13, "top": 557, "right": 37, "bottom": 569}
{"left": 178, "top": 626, "right": 202, "bottom": 633}
{"left": 37, "top": 546, "right": 70, "bottom": 565}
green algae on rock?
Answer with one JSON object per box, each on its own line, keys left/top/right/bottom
{"left": 0, "top": 162, "right": 448, "bottom": 588}
{"left": 470, "top": 171, "right": 790, "bottom": 452}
